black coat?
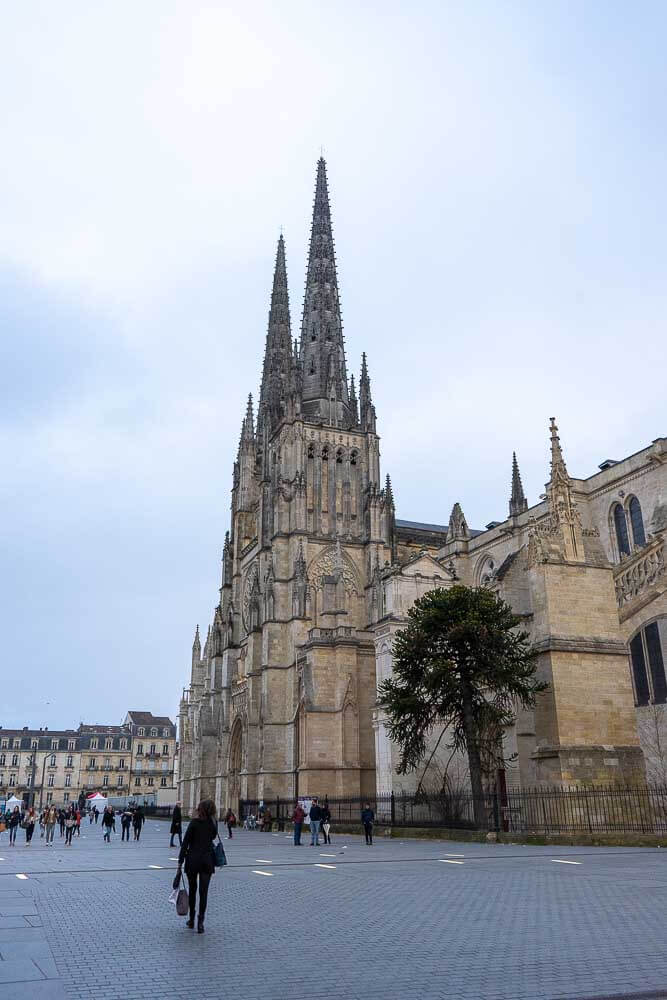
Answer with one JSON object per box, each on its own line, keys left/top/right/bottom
{"left": 170, "top": 806, "right": 182, "bottom": 833}
{"left": 178, "top": 817, "right": 218, "bottom": 875}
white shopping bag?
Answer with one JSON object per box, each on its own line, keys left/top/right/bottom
{"left": 168, "top": 888, "right": 178, "bottom": 905}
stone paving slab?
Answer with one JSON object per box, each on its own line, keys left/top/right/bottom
{"left": 2, "top": 821, "right": 667, "bottom": 998}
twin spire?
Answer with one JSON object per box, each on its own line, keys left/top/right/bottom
{"left": 255, "top": 158, "right": 369, "bottom": 438}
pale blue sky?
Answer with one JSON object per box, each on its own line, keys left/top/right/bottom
{"left": 1, "top": 2, "right": 665, "bottom": 729}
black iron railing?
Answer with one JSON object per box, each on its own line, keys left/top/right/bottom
{"left": 239, "top": 785, "right": 667, "bottom": 835}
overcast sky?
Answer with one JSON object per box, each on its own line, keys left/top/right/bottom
{"left": 2, "top": 2, "right": 665, "bottom": 730}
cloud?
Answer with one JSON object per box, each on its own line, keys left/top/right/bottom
{"left": 1, "top": 2, "right": 666, "bottom": 728}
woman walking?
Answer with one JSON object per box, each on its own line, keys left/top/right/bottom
{"left": 24, "top": 807, "right": 36, "bottom": 845}
{"left": 224, "top": 807, "right": 235, "bottom": 839}
{"left": 177, "top": 799, "right": 218, "bottom": 934}
{"left": 45, "top": 805, "right": 57, "bottom": 845}
{"left": 361, "top": 802, "right": 374, "bottom": 845}
{"left": 133, "top": 805, "right": 144, "bottom": 842}
{"left": 58, "top": 809, "right": 65, "bottom": 837}
{"left": 101, "top": 806, "right": 114, "bottom": 843}
{"left": 321, "top": 802, "right": 332, "bottom": 844}
{"left": 170, "top": 802, "right": 182, "bottom": 847}
{"left": 8, "top": 806, "right": 20, "bottom": 846}
{"left": 64, "top": 808, "right": 76, "bottom": 846}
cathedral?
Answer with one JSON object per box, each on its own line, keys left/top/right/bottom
{"left": 178, "top": 159, "right": 667, "bottom": 814}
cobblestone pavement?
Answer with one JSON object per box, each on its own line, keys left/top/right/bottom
{"left": 1, "top": 819, "right": 667, "bottom": 1000}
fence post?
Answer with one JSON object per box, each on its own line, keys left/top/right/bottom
{"left": 492, "top": 788, "right": 500, "bottom": 833}
{"left": 391, "top": 792, "right": 395, "bottom": 826}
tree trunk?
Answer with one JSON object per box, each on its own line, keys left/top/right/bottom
{"left": 460, "top": 676, "right": 486, "bottom": 829}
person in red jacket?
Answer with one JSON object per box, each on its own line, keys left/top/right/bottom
{"left": 292, "top": 803, "right": 305, "bottom": 846}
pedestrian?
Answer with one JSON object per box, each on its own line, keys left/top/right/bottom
{"left": 133, "top": 805, "right": 144, "bottom": 842}
{"left": 75, "top": 808, "right": 81, "bottom": 836}
{"left": 111, "top": 807, "right": 117, "bottom": 834}
{"left": 24, "top": 807, "right": 36, "bottom": 845}
{"left": 101, "top": 806, "right": 114, "bottom": 843}
{"left": 177, "top": 799, "right": 218, "bottom": 934}
{"left": 361, "top": 802, "right": 374, "bottom": 845}
{"left": 224, "top": 808, "right": 236, "bottom": 839}
{"left": 94, "top": 806, "right": 99, "bottom": 824}
{"left": 39, "top": 810, "right": 46, "bottom": 838}
{"left": 45, "top": 805, "right": 57, "bottom": 845}
{"left": 121, "top": 807, "right": 132, "bottom": 842}
{"left": 58, "top": 809, "right": 65, "bottom": 837}
{"left": 170, "top": 802, "right": 183, "bottom": 847}
{"left": 65, "top": 808, "right": 76, "bottom": 846}
{"left": 309, "top": 797, "right": 322, "bottom": 846}
{"left": 89, "top": 809, "right": 94, "bottom": 824}
{"left": 261, "top": 807, "right": 272, "bottom": 832}
{"left": 292, "top": 802, "right": 305, "bottom": 846}
{"left": 321, "top": 802, "right": 332, "bottom": 844}
{"left": 8, "top": 806, "right": 20, "bottom": 846}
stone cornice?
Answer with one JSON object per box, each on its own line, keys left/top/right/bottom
{"left": 533, "top": 634, "right": 627, "bottom": 656}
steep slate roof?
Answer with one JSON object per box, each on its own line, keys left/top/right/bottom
{"left": 126, "top": 711, "right": 174, "bottom": 727}
{"left": 396, "top": 519, "right": 484, "bottom": 538}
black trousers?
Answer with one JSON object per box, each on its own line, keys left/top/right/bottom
{"left": 65, "top": 826, "right": 74, "bottom": 844}
{"left": 322, "top": 827, "right": 331, "bottom": 844}
{"left": 122, "top": 824, "right": 131, "bottom": 841}
{"left": 364, "top": 822, "right": 373, "bottom": 844}
{"left": 187, "top": 870, "right": 212, "bottom": 920}
{"left": 170, "top": 830, "right": 182, "bottom": 846}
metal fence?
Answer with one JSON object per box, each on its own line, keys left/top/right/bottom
{"left": 240, "top": 786, "right": 667, "bottom": 835}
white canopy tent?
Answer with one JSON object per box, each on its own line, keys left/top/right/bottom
{"left": 5, "top": 795, "right": 22, "bottom": 809}
{"left": 87, "top": 793, "right": 107, "bottom": 807}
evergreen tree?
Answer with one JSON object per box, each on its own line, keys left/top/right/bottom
{"left": 378, "top": 585, "right": 546, "bottom": 827}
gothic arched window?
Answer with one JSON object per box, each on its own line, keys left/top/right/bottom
{"left": 629, "top": 618, "right": 667, "bottom": 706}
{"left": 350, "top": 451, "right": 357, "bottom": 466}
{"left": 307, "top": 444, "right": 314, "bottom": 460}
{"left": 336, "top": 449, "right": 343, "bottom": 464}
{"left": 322, "top": 446, "right": 329, "bottom": 461}
{"left": 628, "top": 496, "right": 646, "bottom": 548}
{"left": 612, "top": 503, "right": 630, "bottom": 558}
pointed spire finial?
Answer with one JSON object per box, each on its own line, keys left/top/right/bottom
{"left": 299, "top": 158, "right": 350, "bottom": 424}
{"left": 549, "top": 417, "right": 568, "bottom": 482}
{"left": 509, "top": 451, "right": 528, "bottom": 517}
{"left": 385, "top": 473, "right": 394, "bottom": 505}
{"left": 258, "top": 236, "right": 292, "bottom": 438}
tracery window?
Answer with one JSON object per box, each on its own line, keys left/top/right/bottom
{"left": 629, "top": 619, "right": 667, "bottom": 706}
{"left": 350, "top": 451, "right": 357, "bottom": 466}
{"left": 612, "top": 503, "right": 630, "bottom": 558}
{"left": 628, "top": 496, "right": 646, "bottom": 548}
{"left": 336, "top": 449, "right": 343, "bottom": 464}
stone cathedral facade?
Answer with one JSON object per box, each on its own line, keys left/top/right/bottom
{"left": 179, "top": 159, "right": 667, "bottom": 813}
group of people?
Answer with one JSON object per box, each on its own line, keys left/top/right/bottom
{"left": 99, "top": 804, "right": 145, "bottom": 842}
{"left": 1, "top": 804, "right": 84, "bottom": 846}
{"left": 291, "top": 797, "right": 334, "bottom": 846}
{"left": 0, "top": 802, "right": 149, "bottom": 846}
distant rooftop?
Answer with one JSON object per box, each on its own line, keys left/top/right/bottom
{"left": 396, "top": 519, "right": 483, "bottom": 538}
{"left": 396, "top": 519, "right": 448, "bottom": 533}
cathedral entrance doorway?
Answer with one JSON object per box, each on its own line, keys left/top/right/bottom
{"left": 228, "top": 719, "right": 244, "bottom": 814}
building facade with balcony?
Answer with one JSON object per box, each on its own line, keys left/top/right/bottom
{"left": 123, "top": 712, "right": 177, "bottom": 802}
{"left": 0, "top": 711, "right": 177, "bottom": 808}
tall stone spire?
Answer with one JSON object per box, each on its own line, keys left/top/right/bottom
{"left": 258, "top": 235, "right": 292, "bottom": 438}
{"left": 299, "top": 158, "right": 351, "bottom": 426}
{"left": 359, "top": 353, "right": 376, "bottom": 433}
{"left": 547, "top": 417, "right": 584, "bottom": 562}
{"left": 239, "top": 394, "right": 255, "bottom": 450}
{"left": 509, "top": 452, "right": 528, "bottom": 517}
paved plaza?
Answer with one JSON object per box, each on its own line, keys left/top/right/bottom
{"left": 0, "top": 819, "right": 666, "bottom": 1000}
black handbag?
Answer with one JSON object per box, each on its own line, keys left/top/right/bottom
{"left": 214, "top": 838, "right": 227, "bottom": 867}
